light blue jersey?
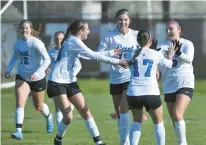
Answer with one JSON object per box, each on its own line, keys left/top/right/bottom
{"left": 6, "top": 36, "right": 50, "bottom": 81}
{"left": 49, "top": 35, "right": 120, "bottom": 84}
{"left": 97, "top": 27, "right": 139, "bottom": 84}
{"left": 48, "top": 47, "right": 82, "bottom": 76}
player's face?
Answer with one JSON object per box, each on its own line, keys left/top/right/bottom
{"left": 20, "top": 23, "right": 32, "bottom": 39}
{"left": 54, "top": 33, "right": 64, "bottom": 48}
{"left": 81, "top": 23, "right": 90, "bottom": 40}
{"left": 116, "top": 14, "right": 131, "bottom": 33}
{"left": 166, "top": 23, "right": 181, "bottom": 40}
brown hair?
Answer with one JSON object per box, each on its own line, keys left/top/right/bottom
{"left": 115, "top": 9, "right": 131, "bottom": 20}
{"left": 61, "top": 19, "right": 87, "bottom": 46}
{"left": 19, "top": 20, "right": 42, "bottom": 39}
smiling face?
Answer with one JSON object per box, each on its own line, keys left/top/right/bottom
{"left": 166, "top": 21, "right": 181, "bottom": 40}
{"left": 116, "top": 13, "right": 131, "bottom": 34}
{"left": 20, "top": 23, "right": 32, "bottom": 40}
{"left": 80, "top": 23, "right": 90, "bottom": 40}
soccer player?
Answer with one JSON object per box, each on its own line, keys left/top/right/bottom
{"left": 47, "top": 31, "right": 75, "bottom": 126}
{"left": 97, "top": 9, "right": 147, "bottom": 144}
{"left": 158, "top": 20, "right": 195, "bottom": 145}
{"left": 47, "top": 19, "right": 128, "bottom": 145}
{"left": 127, "top": 29, "right": 176, "bottom": 145}
{"left": 5, "top": 20, "right": 53, "bottom": 140}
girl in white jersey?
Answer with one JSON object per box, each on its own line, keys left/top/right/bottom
{"left": 127, "top": 29, "right": 176, "bottom": 145}
{"left": 47, "top": 31, "right": 75, "bottom": 126}
{"left": 47, "top": 19, "right": 128, "bottom": 145}
{"left": 97, "top": 9, "right": 147, "bottom": 144}
{"left": 158, "top": 20, "right": 195, "bottom": 145}
{"left": 5, "top": 20, "right": 53, "bottom": 140}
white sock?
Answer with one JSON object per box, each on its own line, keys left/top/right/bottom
{"left": 15, "top": 108, "right": 24, "bottom": 132}
{"left": 120, "top": 112, "right": 130, "bottom": 144}
{"left": 71, "top": 104, "right": 74, "bottom": 111}
{"left": 57, "top": 121, "right": 69, "bottom": 137}
{"left": 130, "top": 122, "right": 141, "bottom": 145}
{"left": 175, "top": 120, "right": 187, "bottom": 145}
{"left": 56, "top": 111, "right": 63, "bottom": 126}
{"left": 40, "top": 103, "right": 50, "bottom": 118}
{"left": 154, "top": 122, "right": 165, "bottom": 145}
{"left": 84, "top": 117, "right": 102, "bottom": 145}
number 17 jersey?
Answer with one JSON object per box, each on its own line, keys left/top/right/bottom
{"left": 127, "top": 48, "right": 173, "bottom": 96}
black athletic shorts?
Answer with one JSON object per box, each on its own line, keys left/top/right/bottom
{"left": 16, "top": 74, "right": 46, "bottom": 92}
{"left": 127, "top": 95, "right": 162, "bottom": 111}
{"left": 164, "top": 87, "right": 193, "bottom": 102}
{"left": 110, "top": 81, "right": 129, "bottom": 95}
{"left": 47, "top": 81, "right": 81, "bottom": 98}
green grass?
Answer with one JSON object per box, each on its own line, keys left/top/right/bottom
{"left": 1, "top": 78, "right": 206, "bottom": 145}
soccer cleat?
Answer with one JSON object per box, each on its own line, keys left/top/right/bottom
{"left": 54, "top": 136, "right": 62, "bottom": 145}
{"left": 46, "top": 113, "right": 54, "bottom": 133}
{"left": 11, "top": 130, "right": 23, "bottom": 140}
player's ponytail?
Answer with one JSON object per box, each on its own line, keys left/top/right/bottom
{"left": 61, "top": 19, "right": 87, "bottom": 46}
{"left": 133, "top": 29, "right": 152, "bottom": 59}
{"left": 61, "top": 26, "right": 71, "bottom": 46}
{"left": 137, "top": 29, "right": 151, "bottom": 48}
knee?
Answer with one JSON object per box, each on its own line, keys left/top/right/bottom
{"left": 79, "top": 107, "right": 92, "bottom": 120}
{"left": 34, "top": 103, "right": 44, "bottom": 111}
{"left": 62, "top": 113, "right": 73, "bottom": 124}
{"left": 173, "top": 111, "right": 183, "bottom": 121}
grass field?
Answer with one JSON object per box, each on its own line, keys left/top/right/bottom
{"left": 1, "top": 78, "right": 206, "bottom": 145}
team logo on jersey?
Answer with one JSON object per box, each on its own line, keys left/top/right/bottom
{"left": 17, "top": 50, "right": 29, "bottom": 56}
{"left": 116, "top": 44, "right": 134, "bottom": 52}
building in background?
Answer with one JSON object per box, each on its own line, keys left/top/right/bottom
{"left": 1, "top": 1, "right": 206, "bottom": 79}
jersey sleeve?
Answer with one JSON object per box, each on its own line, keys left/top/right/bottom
{"left": 158, "top": 51, "right": 173, "bottom": 68}
{"left": 34, "top": 40, "right": 51, "bottom": 76}
{"left": 6, "top": 42, "right": 18, "bottom": 72}
{"left": 178, "top": 41, "right": 194, "bottom": 63}
{"left": 96, "top": 35, "right": 110, "bottom": 52}
{"left": 74, "top": 39, "right": 120, "bottom": 65}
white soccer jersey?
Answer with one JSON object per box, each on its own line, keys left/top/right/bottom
{"left": 158, "top": 38, "right": 195, "bottom": 93}
{"left": 127, "top": 48, "right": 173, "bottom": 96}
{"left": 48, "top": 35, "right": 120, "bottom": 84}
{"left": 48, "top": 47, "right": 82, "bottom": 76}
{"left": 6, "top": 36, "right": 51, "bottom": 81}
{"left": 97, "top": 27, "right": 139, "bottom": 84}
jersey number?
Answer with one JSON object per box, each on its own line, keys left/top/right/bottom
{"left": 20, "top": 57, "right": 28, "bottom": 64}
{"left": 134, "top": 59, "right": 153, "bottom": 77}
{"left": 172, "top": 59, "right": 177, "bottom": 67}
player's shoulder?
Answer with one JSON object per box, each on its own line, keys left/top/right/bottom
{"left": 48, "top": 47, "right": 56, "bottom": 53}
{"left": 129, "top": 29, "right": 138, "bottom": 37}
{"left": 181, "top": 38, "right": 193, "bottom": 46}
{"left": 157, "top": 40, "right": 170, "bottom": 51}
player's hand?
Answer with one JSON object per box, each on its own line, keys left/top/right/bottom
{"left": 119, "top": 60, "right": 128, "bottom": 69}
{"left": 168, "top": 41, "right": 176, "bottom": 59}
{"left": 113, "top": 49, "right": 122, "bottom": 56}
{"left": 150, "top": 39, "right": 161, "bottom": 51}
{"left": 174, "top": 39, "right": 182, "bottom": 56}
{"left": 31, "top": 74, "right": 38, "bottom": 81}
{"left": 5, "top": 71, "right": 11, "bottom": 78}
